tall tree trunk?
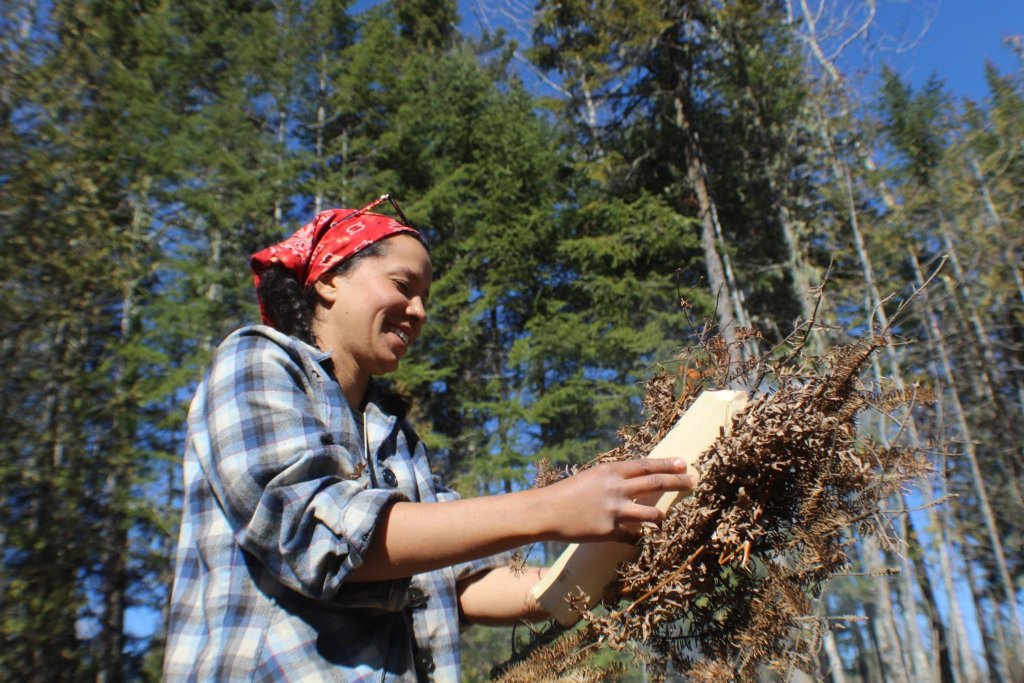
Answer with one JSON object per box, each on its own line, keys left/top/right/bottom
{"left": 822, "top": 625, "right": 848, "bottom": 683}
{"left": 575, "top": 58, "right": 604, "bottom": 158}
{"left": 991, "top": 594, "right": 1024, "bottom": 683}
{"left": 153, "top": 402, "right": 182, "bottom": 663}
{"left": 905, "top": 250, "right": 1024, "bottom": 648}
{"left": 202, "top": 217, "right": 223, "bottom": 352}
{"left": 934, "top": 466, "right": 981, "bottom": 683}
{"left": 964, "top": 554, "right": 1005, "bottom": 683}
{"left": 770, "top": 177, "right": 817, "bottom": 331}
{"left": 851, "top": 615, "right": 884, "bottom": 683}
{"left": 32, "top": 320, "right": 81, "bottom": 681}
{"left": 97, "top": 504, "right": 128, "bottom": 683}
{"left": 673, "top": 91, "right": 751, "bottom": 357}
{"left": 863, "top": 536, "right": 911, "bottom": 683}
{"left": 900, "top": 512, "right": 956, "bottom": 683}
{"left": 275, "top": 105, "right": 286, "bottom": 228}
{"left": 97, "top": 180, "right": 149, "bottom": 683}
{"left": 315, "top": 46, "right": 327, "bottom": 215}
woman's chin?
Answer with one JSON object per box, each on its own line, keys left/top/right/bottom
{"left": 373, "top": 355, "right": 403, "bottom": 375}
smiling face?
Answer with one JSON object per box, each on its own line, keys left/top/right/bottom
{"left": 311, "top": 234, "right": 432, "bottom": 407}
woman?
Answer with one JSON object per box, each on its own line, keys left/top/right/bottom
{"left": 163, "top": 196, "right": 696, "bottom": 681}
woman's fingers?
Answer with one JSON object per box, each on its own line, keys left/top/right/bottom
{"left": 618, "top": 457, "right": 689, "bottom": 477}
{"left": 610, "top": 504, "right": 666, "bottom": 542}
{"left": 620, "top": 501, "right": 665, "bottom": 524}
{"left": 612, "top": 459, "right": 699, "bottom": 498}
{"left": 623, "top": 472, "right": 699, "bottom": 498}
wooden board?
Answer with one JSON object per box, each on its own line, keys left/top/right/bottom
{"left": 529, "top": 389, "right": 748, "bottom": 626}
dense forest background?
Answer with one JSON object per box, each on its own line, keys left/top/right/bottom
{"left": 1, "top": 0, "right": 1021, "bottom": 681}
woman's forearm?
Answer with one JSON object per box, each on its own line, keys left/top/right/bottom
{"left": 346, "top": 488, "right": 554, "bottom": 581}
{"left": 458, "top": 566, "right": 549, "bottom": 626}
{"left": 347, "top": 458, "right": 696, "bottom": 582}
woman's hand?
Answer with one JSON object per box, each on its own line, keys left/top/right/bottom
{"left": 349, "top": 458, "right": 696, "bottom": 581}
{"left": 540, "top": 459, "right": 697, "bottom": 544}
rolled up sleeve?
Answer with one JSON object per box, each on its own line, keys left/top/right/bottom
{"left": 194, "top": 331, "right": 404, "bottom": 600}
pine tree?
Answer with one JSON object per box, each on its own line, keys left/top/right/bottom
{"left": 0, "top": 1, "right": 171, "bottom": 677}
{"left": 320, "top": 1, "right": 566, "bottom": 491}
{"left": 530, "top": 0, "right": 819, "bottom": 355}
{"left": 876, "top": 69, "right": 1024, "bottom": 663}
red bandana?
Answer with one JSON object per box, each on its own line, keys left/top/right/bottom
{"left": 250, "top": 202, "right": 420, "bottom": 325}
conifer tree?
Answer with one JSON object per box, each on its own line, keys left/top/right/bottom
{"left": 530, "top": 0, "right": 817, "bottom": 353}
{"left": 876, "top": 70, "right": 1024, "bottom": 660}
{"left": 318, "top": 1, "right": 566, "bottom": 491}
{"left": 0, "top": 1, "right": 175, "bottom": 677}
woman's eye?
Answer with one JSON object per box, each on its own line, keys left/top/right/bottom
{"left": 394, "top": 280, "right": 410, "bottom": 294}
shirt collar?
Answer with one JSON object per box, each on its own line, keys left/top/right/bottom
{"left": 251, "top": 324, "right": 392, "bottom": 417}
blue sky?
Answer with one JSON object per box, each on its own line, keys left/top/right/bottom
{"left": 866, "top": 0, "right": 1023, "bottom": 100}
{"left": 451, "top": 0, "right": 1024, "bottom": 104}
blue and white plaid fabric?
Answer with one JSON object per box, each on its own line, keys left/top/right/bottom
{"left": 164, "top": 326, "right": 504, "bottom": 682}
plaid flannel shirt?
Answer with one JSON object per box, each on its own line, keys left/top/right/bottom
{"left": 163, "top": 326, "right": 504, "bottom": 682}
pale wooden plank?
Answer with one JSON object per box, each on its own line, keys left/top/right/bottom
{"left": 529, "top": 390, "right": 749, "bottom": 626}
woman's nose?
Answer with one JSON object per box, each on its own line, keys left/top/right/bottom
{"left": 408, "top": 296, "right": 427, "bottom": 323}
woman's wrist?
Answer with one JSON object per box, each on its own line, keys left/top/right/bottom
{"left": 510, "top": 483, "right": 569, "bottom": 544}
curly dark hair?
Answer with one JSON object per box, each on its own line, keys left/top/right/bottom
{"left": 256, "top": 241, "right": 390, "bottom": 346}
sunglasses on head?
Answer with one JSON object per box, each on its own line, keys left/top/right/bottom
{"left": 309, "top": 193, "right": 413, "bottom": 254}
{"left": 337, "top": 193, "right": 410, "bottom": 226}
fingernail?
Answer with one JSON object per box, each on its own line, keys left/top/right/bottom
{"left": 674, "top": 458, "right": 687, "bottom": 470}
{"left": 689, "top": 473, "right": 700, "bottom": 487}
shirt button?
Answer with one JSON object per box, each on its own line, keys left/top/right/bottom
{"left": 408, "top": 586, "right": 428, "bottom": 609}
{"left": 415, "top": 651, "right": 435, "bottom": 674}
{"left": 381, "top": 468, "right": 398, "bottom": 487}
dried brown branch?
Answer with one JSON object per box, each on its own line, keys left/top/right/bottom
{"left": 493, "top": 310, "right": 938, "bottom": 682}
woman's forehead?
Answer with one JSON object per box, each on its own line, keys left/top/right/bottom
{"left": 382, "top": 234, "right": 432, "bottom": 272}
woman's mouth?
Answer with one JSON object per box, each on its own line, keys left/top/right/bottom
{"left": 387, "top": 325, "right": 410, "bottom": 346}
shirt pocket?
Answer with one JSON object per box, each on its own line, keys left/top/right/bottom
{"left": 332, "top": 578, "right": 412, "bottom": 612}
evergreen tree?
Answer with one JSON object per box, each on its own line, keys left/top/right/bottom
{"left": 319, "top": 1, "right": 568, "bottom": 491}
{"left": 892, "top": 68, "right": 1023, "bottom": 660}
{"left": 3, "top": 0, "right": 1022, "bottom": 676}
{"left": 529, "top": 0, "right": 826, "bottom": 363}
{"left": 0, "top": 1, "right": 175, "bottom": 678}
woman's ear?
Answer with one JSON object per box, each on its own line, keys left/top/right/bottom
{"left": 313, "top": 274, "right": 339, "bottom": 305}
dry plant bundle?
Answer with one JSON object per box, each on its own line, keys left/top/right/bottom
{"left": 493, "top": 315, "right": 935, "bottom": 682}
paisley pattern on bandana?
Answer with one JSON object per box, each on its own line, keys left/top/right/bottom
{"left": 250, "top": 207, "right": 419, "bottom": 325}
